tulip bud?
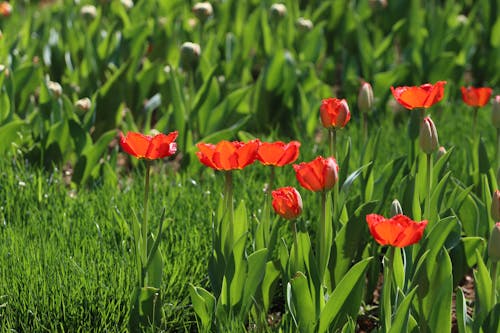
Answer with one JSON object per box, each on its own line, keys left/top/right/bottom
{"left": 75, "top": 97, "right": 92, "bottom": 112}
{"left": 192, "top": 2, "right": 213, "bottom": 23}
{"left": 491, "top": 95, "right": 500, "bottom": 129}
{"left": 269, "top": 3, "right": 286, "bottom": 21}
{"left": 488, "top": 222, "right": 500, "bottom": 262}
{"left": 358, "top": 82, "right": 374, "bottom": 113}
{"left": 419, "top": 117, "right": 439, "bottom": 154}
{"left": 80, "top": 5, "right": 97, "bottom": 19}
{"left": 272, "top": 187, "right": 303, "bottom": 220}
{"left": 296, "top": 17, "right": 313, "bottom": 32}
{"left": 48, "top": 81, "right": 63, "bottom": 98}
{"left": 121, "top": 0, "right": 134, "bottom": 10}
{"left": 180, "top": 42, "right": 201, "bottom": 70}
{"left": 0, "top": 2, "right": 12, "bottom": 17}
{"left": 390, "top": 199, "right": 403, "bottom": 217}
{"left": 437, "top": 146, "right": 447, "bottom": 159}
{"left": 492, "top": 190, "right": 500, "bottom": 221}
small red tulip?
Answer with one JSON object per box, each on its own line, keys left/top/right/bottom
{"left": 320, "top": 98, "right": 351, "bottom": 129}
{"left": 119, "top": 131, "right": 178, "bottom": 160}
{"left": 461, "top": 86, "right": 492, "bottom": 107}
{"left": 391, "top": 81, "right": 446, "bottom": 110}
{"left": 272, "top": 187, "right": 303, "bottom": 220}
{"left": 293, "top": 156, "right": 339, "bottom": 192}
{"left": 196, "top": 139, "right": 260, "bottom": 170}
{"left": 257, "top": 141, "right": 300, "bottom": 167}
{"left": 366, "top": 214, "right": 428, "bottom": 248}
{"left": 0, "top": 2, "right": 12, "bottom": 17}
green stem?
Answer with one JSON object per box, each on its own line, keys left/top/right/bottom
{"left": 496, "top": 129, "right": 500, "bottom": 170}
{"left": 318, "top": 191, "right": 328, "bottom": 283}
{"left": 473, "top": 107, "right": 478, "bottom": 139}
{"left": 363, "top": 111, "right": 368, "bottom": 142}
{"left": 382, "top": 247, "right": 395, "bottom": 331}
{"left": 292, "top": 221, "right": 300, "bottom": 274}
{"left": 224, "top": 171, "right": 234, "bottom": 251}
{"left": 329, "top": 128, "right": 337, "bottom": 157}
{"left": 425, "top": 153, "right": 433, "bottom": 221}
{"left": 142, "top": 161, "right": 151, "bottom": 286}
{"left": 491, "top": 261, "right": 498, "bottom": 309}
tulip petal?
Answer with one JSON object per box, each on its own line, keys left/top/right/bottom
{"left": 120, "top": 132, "right": 151, "bottom": 158}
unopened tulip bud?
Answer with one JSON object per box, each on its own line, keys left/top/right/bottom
{"left": 358, "top": 82, "right": 374, "bottom": 113}
{"left": 269, "top": 3, "right": 286, "bottom": 21}
{"left": 437, "top": 146, "right": 447, "bottom": 159}
{"left": 491, "top": 95, "right": 500, "bottom": 129}
{"left": 419, "top": 117, "right": 439, "bottom": 154}
{"left": 492, "top": 190, "right": 500, "bottom": 221}
{"left": 0, "top": 2, "right": 12, "bottom": 17}
{"left": 80, "top": 5, "right": 97, "bottom": 19}
{"left": 121, "top": 0, "right": 133, "bottom": 10}
{"left": 488, "top": 222, "right": 500, "bottom": 262}
{"left": 192, "top": 2, "right": 213, "bottom": 22}
{"left": 48, "top": 81, "right": 63, "bottom": 98}
{"left": 75, "top": 97, "right": 91, "bottom": 112}
{"left": 390, "top": 199, "right": 403, "bottom": 217}
{"left": 296, "top": 17, "right": 313, "bottom": 32}
{"left": 180, "top": 42, "right": 201, "bottom": 70}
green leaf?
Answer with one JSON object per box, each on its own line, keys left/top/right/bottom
{"left": 240, "top": 248, "right": 268, "bottom": 316}
{"left": 491, "top": 18, "right": 500, "bottom": 47}
{"left": 289, "top": 271, "right": 316, "bottom": 333}
{"left": 0, "top": 120, "right": 27, "bottom": 154}
{"left": 455, "top": 288, "right": 468, "bottom": 333}
{"left": 318, "top": 257, "right": 373, "bottom": 333}
{"left": 473, "top": 250, "right": 492, "bottom": 328}
{"left": 388, "top": 287, "right": 418, "bottom": 333}
{"left": 189, "top": 284, "right": 215, "bottom": 331}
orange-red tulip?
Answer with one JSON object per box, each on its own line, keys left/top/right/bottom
{"left": 257, "top": 141, "right": 300, "bottom": 166}
{"left": 272, "top": 187, "right": 303, "bottom": 220}
{"left": 366, "top": 214, "right": 428, "bottom": 247}
{"left": 119, "top": 131, "right": 178, "bottom": 160}
{"left": 320, "top": 98, "right": 351, "bottom": 129}
{"left": 196, "top": 139, "right": 260, "bottom": 170}
{"left": 461, "top": 86, "right": 492, "bottom": 107}
{"left": 391, "top": 81, "right": 446, "bottom": 110}
{"left": 0, "top": 2, "right": 12, "bottom": 17}
{"left": 293, "top": 156, "right": 339, "bottom": 192}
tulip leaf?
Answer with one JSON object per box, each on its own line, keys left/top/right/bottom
{"left": 455, "top": 288, "right": 468, "bottom": 333}
{"left": 425, "top": 249, "right": 452, "bottom": 333}
{"left": 473, "top": 250, "right": 492, "bottom": 329}
{"left": 478, "top": 138, "right": 490, "bottom": 174}
{"left": 239, "top": 248, "right": 268, "bottom": 317}
{"left": 318, "top": 257, "right": 372, "bottom": 333}
{"left": 0, "top": 120, "right": 27, "bottom": 154}
{"left": 429, "top": 171, "right": 451, "bottom": 224}
{"left": 388, "top": 286, "right": 418, "bottom": 333}
{"left": 288, "top": 271, "right": 316, "bottom": 332}
{"left": 259, "top": 261, "right": 280, "bottom": 313}
{"left": 374, "top": 156, "right": 406, "bottom": 212}
{"left": 189, "top": 284, "right": 216, "bottom": 331}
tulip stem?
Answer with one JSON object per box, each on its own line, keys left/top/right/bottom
{"left": 329, "top": 128, "right": 337, "bottom": 157}
{"left": 491, "top": 261, "right": 498, "bottom": 309}
{"left": 425, "top": 153, "right": 433, "bottom": 221}
{"left": 382, "top": 247, "right": 395, "bottom": 331}
{"left": 473, "top": 107, "right": 478, "bottom": 139}
{"left": 496, "top": 128, "right": 500, "bottom": 170}
{"left": 318, "top": 190, "right": 328, "bottom": 284}
{"left": 292, "top": 221, "right": 300, "bottom": 274}
{"left": 224, "top": 171, "right": 234, "bottom": 254}
{"left": 363, "top": 111, "right": 368, "bottom": 142}
{"left": 142, "top": 161, "right": 151, "bottom": 286}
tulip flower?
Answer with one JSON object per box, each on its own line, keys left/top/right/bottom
{"left": 419, "top": 117, "right": 439, "bottom": 155}
{"left": 293, "top": 156, "right": 339, "bottom": 192}
{"left": 492, "top": 96, "right": 500, "bottom": 128}
{"left": 256, "top": 141, "right": 300, "bottom": 167}
{"left": 320, "top": 98, "right": 351, "bottom": 129}
{"left": 390, "top": 199, "right": 403, "bottom": 217}
{"left": 192, "top": 2, "right": 213, "bottom": 22}
{"left": 366, "top": 214, "right": 428, "bottom": 248}
{"left": 391, "top": 81, "right": 446, "bottom": 110}
{"left": 271, "top": 187, "right": 303, "bottom": 220}
{"left": 196, "top": 139, "right": 260, "bottom": 170}
{"left": 491, "top": 190, "right": 500, "bottom": 221}
{"left": 461, "top": 86, "right": 492, "bottom": 107}
{"left": 358, "top": 82, "right": 374, "bottom": 113}
{"left": 120, "top": 131, "right": 178, "bottom": 160}
{"left": 0, "top": 2, "right": 12, "bottom": 17}
{"left": 488, "top": 222, "right": 500, "bottom": 308}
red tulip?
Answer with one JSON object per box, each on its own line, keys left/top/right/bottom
{"left": 293, "top": 156, "right": 339, "bottom": 192}
{"left": 0, "top": 2, "right": 12, "bottom": 17}
{"left": 196, "top": 139, "right": 260, "bottom": 170}
{"left": 461, "top": 86, "right": 492, "bottom": 107}
{"left": 320, "top": 98, "right": 351, "bottom": 129}
{"left": 366, "top": 214, "right": 428, "bottom": 248}
{"left": 272, "top": 187, "right": 303, "bottom": 220}
{"left": 391, "top": 81, "right": 446, "bottom": 110}
{"left": 119, "top": 131, "right": 178, "bottom": 160}
{"left": 257, "top": 141, "right": 300, "bottom": 166}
